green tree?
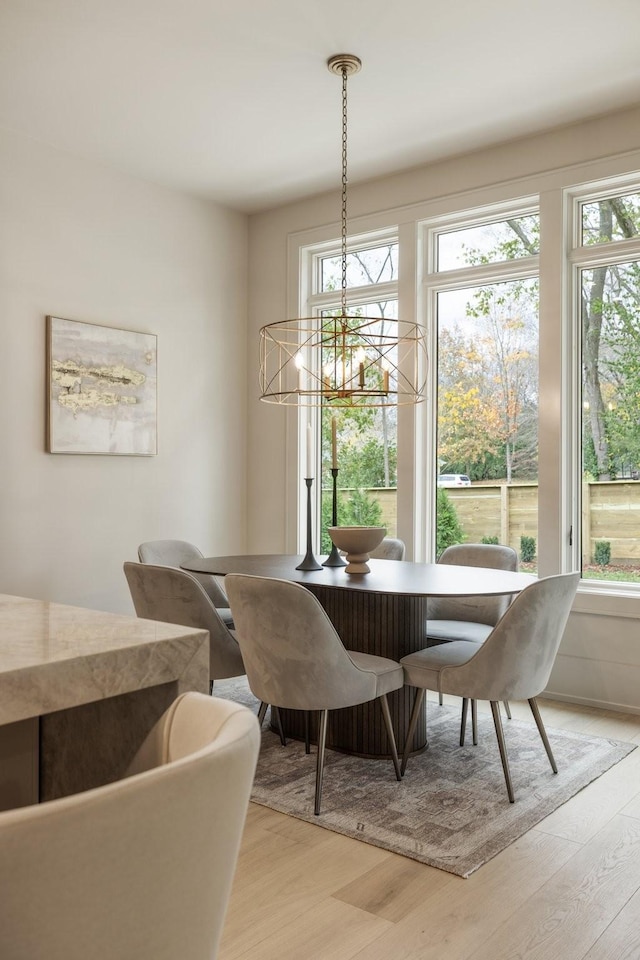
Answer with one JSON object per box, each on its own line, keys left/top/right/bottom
{"left": 436, "top": 489, "right": 464, "bottom": 555}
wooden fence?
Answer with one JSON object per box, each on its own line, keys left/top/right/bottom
{"left": 361, "top": 481, "right": 640, "bottom": 564}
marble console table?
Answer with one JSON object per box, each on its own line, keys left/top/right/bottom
{"left": 0, "top": 593, "right": 209, "bottom": 810}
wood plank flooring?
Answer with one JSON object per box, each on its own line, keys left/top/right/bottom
{"left": 218, "top": 696, "right": 640, "bottom": 960}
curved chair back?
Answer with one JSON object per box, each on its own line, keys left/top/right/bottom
{"left": 0, "top": 693, "right": 259, "bottom": 960}
{"left": 138, "top": 539, "right": 229, "bottom": 607}
{"left": 370, "top": 537, "right": 406, "bottom": 561}
{"left": 225, "top": 574, "right": 380, "bottom": 711}
{"left": 441, "top": 572, "right": 580, "bottom": 702}
{"left": 428, "top": 543, "right": 518, "bottom": 626}
{"left": 124, "top": 562, "right": 244, "bottom": 680}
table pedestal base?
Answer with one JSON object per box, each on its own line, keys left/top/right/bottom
{"left": 276, "top": 585, "right": 429, "bottom": 757}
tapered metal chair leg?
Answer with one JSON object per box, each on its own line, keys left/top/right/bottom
{"left": 401, "top": 688, "right": 426, "bottom": 776}
{"left": 257, "top": 701, "right": 268, "bottom": 726}
{"left": 304, "top": 710, "right": 311, "bottom": 754}
{"left": 378, "top": 694, "right": 402, "bottom": 781}
{"left": 472, "top": 698, "right": 478, "bottom": 745}
{"left": 529, "top": 697, "right": 558, "bottom": 773}
{"left": 503, "top": 700, "right": 512, "bottom": 719}
{"left": 210, "top": 679, "right": 214, "bottom": 695}
{"left": 314, "top": 709, "right": 329, "bottom": 815}
{"left": 272, "top": 705, "right": 287, "bottom": 746}
{"left": 438, "top": 691, "right": 443, "bottom": 706}
{"left": 490, "top": 700, "right": 515, "bottom": 802}
{"left": 460, "top": 698, "right": 469, "bottom": 746}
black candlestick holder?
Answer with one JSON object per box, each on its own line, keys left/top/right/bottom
{"left": 296, "top": 477, "right": 322, "bottom": 571}
{"left": 323, "top": 467, "right": 347, "bottom": 567}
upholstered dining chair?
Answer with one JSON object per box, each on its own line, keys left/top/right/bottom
{"left": 225, "top": 573, "right": 404, "bottom": 815}
{"left": 427, "top": 542, "right": 519, "bottom": 733}
{"left": 401, "top": 571, "right": 580, "bottom": 802}
{"left": 138, "top": 539, "right": 233, "bottom": 626}
{"left": 370, "top": 537, "right": 406, "bottom": 561}
{"left": 124, "top": 562, "right": 286, "bottom": 743}
{"left": 125, "top": 561, "right": 244, "bottom": 683}
{"left": 0, "top": 692, "right": 259, "bottom": 960}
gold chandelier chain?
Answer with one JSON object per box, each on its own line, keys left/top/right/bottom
{"left": 341, "top": 65, "right": 348, "bottom": 318}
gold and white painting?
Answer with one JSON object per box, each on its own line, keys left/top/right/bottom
{"left": 47, "top": 316, "right": 157, "bottom": 455}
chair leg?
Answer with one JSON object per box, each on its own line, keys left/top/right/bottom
{"left": 257, "top": 701, "right": 268, "bottom": 726}
{"left": 490, "top": 700, "right": 515, "bottom": 803}
{"left": 378, "top": 694, "right": 402, "bottom": 781}
{"left": 304, "top": 711, "right": 311, "bottom": 754}
{"left": 272, "top": 706, "right": 287, "bottom": 746}
{"left": 314, "top": 709, "right": 329, "bottom": 816}
{"left": 503, "top": 700, "right": 512, "bottom": 719}
{"left": 438, "top": 690, "right": 443, "bottom": 706}
{"left": 460, "top": 698, "right": 469, "bottom": 746}
{"left": 472, "top": 699, "right": 478, "bottom": 746}
{"left": 210, "top": 679, "right": 214, "bottom": 695}
{"left": 529, "top": 697, "right": 558, "bottom": 773}
{"left": 401, "top": 688, "right": 426, "bottom": 776}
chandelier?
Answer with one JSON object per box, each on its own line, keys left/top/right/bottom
{"left": 259, "top": 54, "right": 427, "bottom": 408}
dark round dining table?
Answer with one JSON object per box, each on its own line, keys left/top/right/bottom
{"left": 182, "top": 554, "right": 535, "bottom": 759}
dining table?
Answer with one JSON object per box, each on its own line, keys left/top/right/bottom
{"left": 182, "top": 554, "right": 536, "bottom": 758}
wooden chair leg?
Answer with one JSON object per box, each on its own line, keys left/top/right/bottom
{"left": 401, "top": 688, "right": 426, "bottom": 776}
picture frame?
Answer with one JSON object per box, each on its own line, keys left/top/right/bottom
{"left": 46, "top": 316, "right": 157, "bottom": 456}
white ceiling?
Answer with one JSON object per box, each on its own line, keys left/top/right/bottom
{"left": 2, "top": 0, "right": 640, "bottom": 213}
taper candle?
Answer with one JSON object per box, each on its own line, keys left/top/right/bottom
{"left": 306, "top": 423, "right": 313, "bottom": 478}
{"left": 331, "top": 416, "right": 338, "bottom": 468}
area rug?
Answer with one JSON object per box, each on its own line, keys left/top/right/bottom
{"left": 212, "top": 677, "right": 636, "bottom": 878}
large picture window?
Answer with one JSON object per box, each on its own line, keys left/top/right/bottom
{"left": 306, "top": 238, "right": 400, "bottom": 551}
{"left": 573, "top": 189, "right": 640, "bottom": 583}
{"left": 427, "top": 210, "right": 540, "bottom": 567}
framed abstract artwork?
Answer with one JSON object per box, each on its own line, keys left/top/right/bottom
{"left": 46, "top": 316, "right": 157, "bottom": 455}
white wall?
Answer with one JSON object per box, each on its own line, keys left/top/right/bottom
{"left": 247, "top": 104, "right": 640, "bottom": 712}
{"left": 0, "top": 129, "right": 248, "bottom": 614}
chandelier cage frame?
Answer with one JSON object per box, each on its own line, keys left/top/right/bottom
{"left": 258, "top": 53, "right": 428, "bottom": 409}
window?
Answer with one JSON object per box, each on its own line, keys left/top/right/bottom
{"left": 305, "top": 236, "right": 400, "bottom": 551}
{"left": 571, "top": 188, "right": 640, "bottom": 584}
{"left": 427, "top": 210, "right": 540, "bottom": 566}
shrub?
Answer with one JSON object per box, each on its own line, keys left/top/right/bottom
{"left": 520, "top": 535, "right": 536, "bottom": 563}
{"left": 594, "top": 540, "right": 611, "bottom": 566}
{"left": 321, "top": 487, "right": 383, "bottom": 553}
{"left": 481, "top": 535, "right": 499, "bottom": 545}
{"left": 436, "top": 488, "right": 464, "bottom": 556}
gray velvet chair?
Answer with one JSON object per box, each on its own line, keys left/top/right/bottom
{"left": 427, "top": 542, "right": 519, "bottom": 732}
{"left": 0, "top": 692, "right": 259, "bottom": 960}
{"left": 124, "top": 561, "right": 244, "bottom": 684}
{"left": 225, "top": 573, "right": 404, "bottom": 815}
{"left": 138, "top": 539, "right": 233, "bottom": 626}
{"left": 401, "top": 572, "right": 580, "bottom": 801}
{"left": 370, "top": 537, "right": 406, "bottom": 561}
{"left": 124, "top": 562, "right": 286, "bottom": 743}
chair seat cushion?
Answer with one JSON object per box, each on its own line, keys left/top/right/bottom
{"left": 425, "top": 619, "right": 492, "bottom": 644}
{"left": 401, "top": 641, "right": 478, "bottom": 692}
{"left": 348, "top": 651, "right": 404, "bottom": 697}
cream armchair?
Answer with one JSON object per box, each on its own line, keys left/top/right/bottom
{"left": 0, "top": 692, "right": 259, "bottom": 960}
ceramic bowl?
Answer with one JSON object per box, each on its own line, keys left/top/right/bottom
{"left": 328, "top": 526, "right": 386, "bottom": 574}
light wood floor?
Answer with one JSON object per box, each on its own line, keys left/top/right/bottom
{"left": 219, "top": 696, "right": 640, "bottom": 960}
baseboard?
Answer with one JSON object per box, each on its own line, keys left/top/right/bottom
{"left": 542, "top": 689, "right": 640, "bottom": 717}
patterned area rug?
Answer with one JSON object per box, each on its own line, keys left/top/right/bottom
{"left": 213, "top": 677, "right": 636, "bottom": 878}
